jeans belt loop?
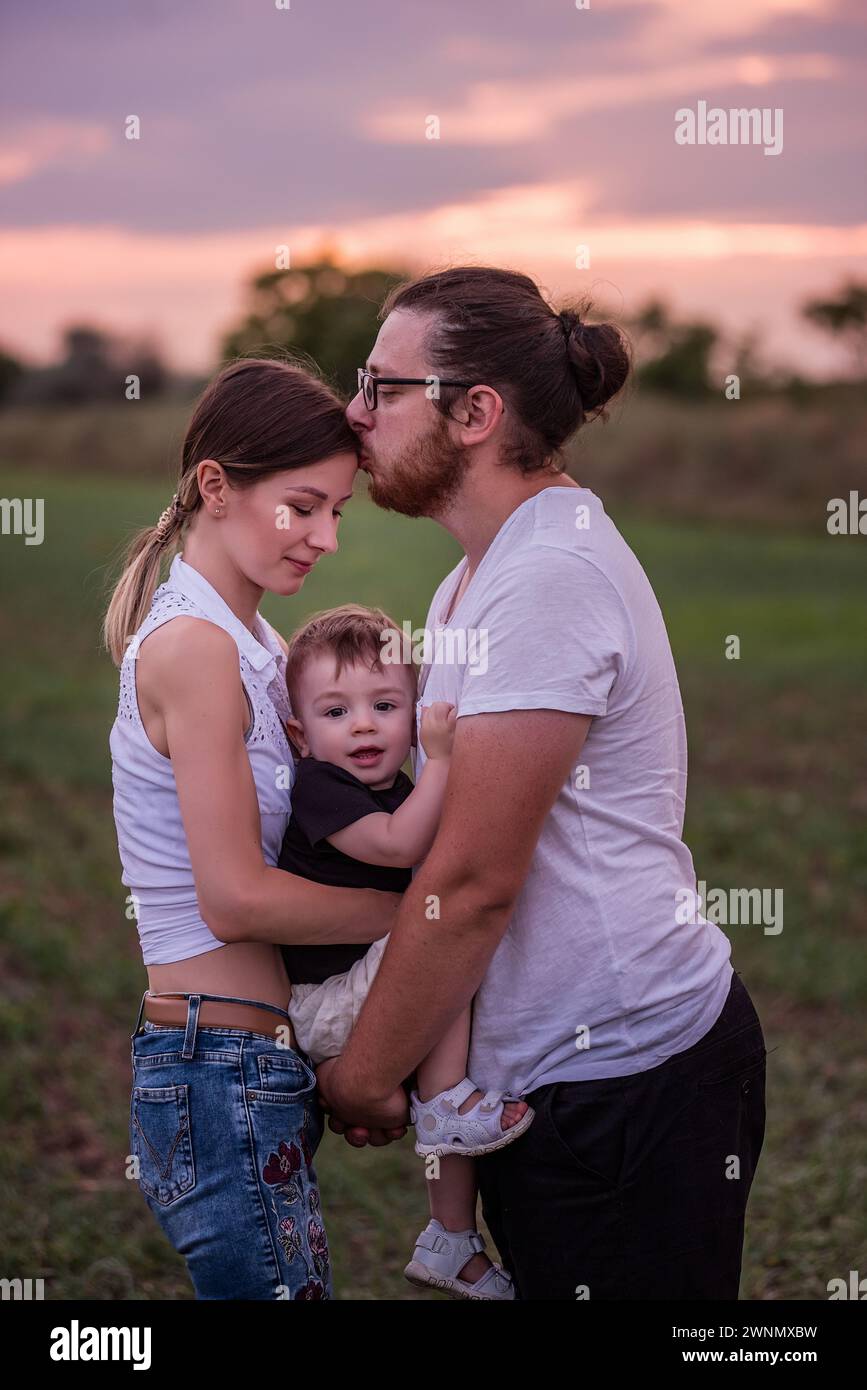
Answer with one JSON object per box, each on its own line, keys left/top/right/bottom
{"left": 132, "top": 989, "right": 149, "bottom": 1037}
{"left": 182, "top": 994, "right": 202, "bottom": 1060}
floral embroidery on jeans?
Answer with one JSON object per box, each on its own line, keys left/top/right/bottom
{"left": 262, "top": 1141, "right": 303, "bottom": 1205}
{"left": 307, "top": 1219, "right": 329, "bottom": 1279}
{"left": 262, "top": 1133, "right": 330, "bottom": 1291}
{"left": 277, "top": 1214, "right": 304, "bottom": 1265}
{"left": 295, "top": 1277, "right": 327, "bottom": 1300}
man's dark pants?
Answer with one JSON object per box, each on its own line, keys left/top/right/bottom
{"left": 477, "top": 970, "right": 766, "bottom": 1300}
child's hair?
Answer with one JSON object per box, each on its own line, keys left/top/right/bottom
{"left": 285, "top": 603, "right": 418, "bottom": 716}
{"left": 101, "top": 356, "right": 358, "bottom": 666}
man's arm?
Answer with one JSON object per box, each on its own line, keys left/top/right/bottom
{"left": 319, "top": 706, "right": 591, "bottom": 1122}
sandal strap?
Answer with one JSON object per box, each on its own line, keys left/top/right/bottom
{"left": 411, "top": 1080, "right": 512, "bottom": 1152}
{"left": 466, "top": 1263, "right": 514, "bottom": 1297}
{"left": 409, "top": 1079, "right": 478, "bottom": 1125}
{"left": 439, "top": 1077, "right": 479, "bottom": 1110}
{"left": 416, "top": 1227, "right": 485, "bottom": 1257}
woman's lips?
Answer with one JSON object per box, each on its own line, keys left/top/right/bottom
{"left": 286, "top": 557, "right": 314, "bottom": 573}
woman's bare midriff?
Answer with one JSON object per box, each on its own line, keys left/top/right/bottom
{"left": 136, "top": 622, "right": 290, "bottom": 1008}
{"left": 148, "top": 940, "right": 292, "bottom": 1010}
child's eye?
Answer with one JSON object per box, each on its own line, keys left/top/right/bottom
{"left": 374, "top": 701, "right": 396, "bottom": 712}
{"left": 324, "top": 707, "right": 346, "bottom": 718}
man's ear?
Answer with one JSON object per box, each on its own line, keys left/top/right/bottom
{"left": 285, "top": 716, "right": 309, "bottom": 757}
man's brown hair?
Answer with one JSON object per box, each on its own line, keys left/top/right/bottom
{"left": 380, "top": 265, "right": 631, "bottom": 474}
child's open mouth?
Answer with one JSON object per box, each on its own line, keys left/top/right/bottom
{"left": 350, "top": 746, "right": 384, "bottom": 766}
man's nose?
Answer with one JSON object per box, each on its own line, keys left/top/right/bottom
{"left": 346, "top": 391, "right": 372, "bottom": 430}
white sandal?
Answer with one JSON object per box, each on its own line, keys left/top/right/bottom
{"left": 404, "top": 1219, "right": 515, "bottom": 1300}
{"left": 410, "top": 1076, "right": 535, "bottom": 1158}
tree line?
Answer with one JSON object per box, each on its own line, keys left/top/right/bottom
{"left": 1, "top": 259, "right": 864, "bottom": 407}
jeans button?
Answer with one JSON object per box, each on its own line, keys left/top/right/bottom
{"left": 741, "top": 1079, "right": 752, "bottom": 1095}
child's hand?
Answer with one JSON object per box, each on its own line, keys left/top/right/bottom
{"left": 419, "top": 701, "right": 457, "bottom": 760}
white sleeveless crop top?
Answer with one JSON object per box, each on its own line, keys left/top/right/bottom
{"left": 109, "top": 552, "right": 295, "bottom": 965}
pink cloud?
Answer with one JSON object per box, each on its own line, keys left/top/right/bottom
{"left": 0, "top": 121, "right": 110, "bottom": 187}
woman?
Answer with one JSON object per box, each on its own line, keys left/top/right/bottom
{"left": 104, "top": 358, "right": 407, "bottom": 1300}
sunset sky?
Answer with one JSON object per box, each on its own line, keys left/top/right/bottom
{"left": 1, "top": 0, "right": 865, "bottom": 376}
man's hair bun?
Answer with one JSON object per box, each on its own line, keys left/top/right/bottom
{"left": 559, "top": 309, "right": 631, "bottom": 418}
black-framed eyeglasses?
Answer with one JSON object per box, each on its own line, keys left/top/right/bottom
{"left": 356, "top": 368, "right": 476, "bottom": 411}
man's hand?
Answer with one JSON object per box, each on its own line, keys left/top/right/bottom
{"left": 315, "top": 1057, "right": 410, "bottom": 1147}
{"left": 326, "top": 1113, "right": 408, "bottom": 1148}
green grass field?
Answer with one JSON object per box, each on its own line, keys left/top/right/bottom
{"left": 0, "top": 462, "right": 864, "bottom": 1299}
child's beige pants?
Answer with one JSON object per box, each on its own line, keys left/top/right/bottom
{"left": 287, "top": 935, "right": 389, "bottom": 1064}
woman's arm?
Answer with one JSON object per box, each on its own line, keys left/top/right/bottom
{"left": 142, "top": 616, "right": 398, "bottom": 945}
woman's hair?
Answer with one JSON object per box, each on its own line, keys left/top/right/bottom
{"left": 284, "top": 603, "right": 418, "bottom": 717}
{"left": 102, "top": 357, "right": 358, "bottom": 666}
{"left": 380, "top": 265, "right": 631, "bottom": 473}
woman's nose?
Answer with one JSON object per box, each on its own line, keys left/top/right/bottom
{"left": 307, "top": 517, "right": 340, "bottom": 555}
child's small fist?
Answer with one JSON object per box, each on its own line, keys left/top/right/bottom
{"left": 419, "top": 701, "right": 457, "bottom": 759}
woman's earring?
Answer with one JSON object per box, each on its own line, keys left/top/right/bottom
{"left": 215, "top": 507, "right": 222, "bottom": 515}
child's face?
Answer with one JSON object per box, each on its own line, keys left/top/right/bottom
{"left": 288, "top": 654, "right": 416, "bottom": 788}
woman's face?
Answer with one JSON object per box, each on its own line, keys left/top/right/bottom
{"left": 223, "top": 451, "right": 359, "bottom": 596}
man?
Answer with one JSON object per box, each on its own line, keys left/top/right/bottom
{"left": 317, "top": 266, "right": 766, "bottom": 1300}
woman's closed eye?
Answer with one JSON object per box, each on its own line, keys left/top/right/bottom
{"left": 291, "top": 505, "right": 344, "bottom": 518}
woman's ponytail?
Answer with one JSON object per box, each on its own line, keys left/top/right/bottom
{"left": 102, "top": 469, "right": 198, "bottom": 666}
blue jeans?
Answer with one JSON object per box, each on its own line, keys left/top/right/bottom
{"left": 129, "top": 991, "right": 331, "bottom": 1300}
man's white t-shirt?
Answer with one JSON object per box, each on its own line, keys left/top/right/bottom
{"left": 412, "top": 485, "right": 733, "bottom": 1097}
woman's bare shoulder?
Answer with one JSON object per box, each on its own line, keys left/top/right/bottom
{"left": 137, "top": 617, "right": 240, "bottom": 695}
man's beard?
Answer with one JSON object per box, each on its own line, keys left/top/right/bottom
{"left": 364, "top": 412, "right": 466, "bottom": 518}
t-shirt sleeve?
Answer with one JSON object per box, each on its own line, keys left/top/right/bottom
{"left": 455, "top": 546, "right": 632, "bottom": 719}
{"left": 290, "top": 761, "right": 383, "bottom": 847}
